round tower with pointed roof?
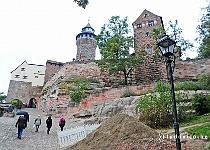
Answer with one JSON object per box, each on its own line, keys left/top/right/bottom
{"left": 76, "top": 23, "right": 97, "bottom": 61}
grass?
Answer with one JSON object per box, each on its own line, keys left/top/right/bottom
{"left": 186, "top": 122, "right": 210, "bottom": 138}
{"left": 180, "top": 113, "right": 210, "bottom": 127}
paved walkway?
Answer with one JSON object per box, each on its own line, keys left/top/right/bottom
{"left": 0, "top": 108, "right": 61, "bottom": 150}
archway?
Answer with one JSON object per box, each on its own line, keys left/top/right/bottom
{"left": 28, "top": 98, "right": 37, "bottom": 108}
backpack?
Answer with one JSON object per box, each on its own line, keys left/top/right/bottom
{"left": 59, "top": 118, "right": 65, "bottom": 125}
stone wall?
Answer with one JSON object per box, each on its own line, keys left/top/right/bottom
{"left": 43, "top": 61, "right": 102, "bottom": 90}
{"left": 173, "top": 58, "right": 210, "bottom": 80}
{"left": 6, "top": 80, "right": 32, "bottom": 104}
{"left": 44, "top": 60, "right": 64, "bottom": 84}
{"left": 132, "top": 9, "right": 163, "bottom": 55}
{"left": 6, "top": 80, "right": 43, "bottom": 106}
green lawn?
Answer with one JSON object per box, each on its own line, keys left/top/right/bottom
{"left": 181, "top": 113, "right": 210, "bottom": 127}
{"left": 186, "top": 123, "right": 210, "bottom": 138}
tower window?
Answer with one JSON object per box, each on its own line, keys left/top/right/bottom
{"left": 148, "top": 20, "right": 154, "bottom": 27}
{"left": 145, "top": 32, "right": 150, "bottom": 37}
{"left": 144, "top": 14, "right": 148, "bottom": 18}
{"left": 146, "top": 47, "right": 152, "bottom": 55}
{"left": 137, "top": 24, "right": 142, "bottom": 28}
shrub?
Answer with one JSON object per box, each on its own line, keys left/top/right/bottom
{"left": 136, "top": 81, "right": 173, "bottom": 128}
{"left": 10, "top": 99, "right": 23, "bottom": 109}
{"left": 175, "top": 81, "right": 200, "bottom": 91}
{"left": 68, "top": 77, "right": 89, "bottom": 103}
{"left": 136, "top": 81, "right": 186, "bottom": 128}
{"left": 192, "top": 94, "right": 210, "bottom": 115}
{"left": 197, "top": 73, "right": 210, "bottom": 90}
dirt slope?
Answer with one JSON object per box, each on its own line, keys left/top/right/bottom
{"left": 65, "top": 114, "right": 195, "bottom": 150}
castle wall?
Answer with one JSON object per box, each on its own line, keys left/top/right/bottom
{"left": 6, "top": 80, "right": 32, "bottom": 104}
{"left": 132, "top": 10, "right": 163, "bottom": 55}
{"left": 44, "top": 60, "right": 64, "bottom": 84}
{"left": 43, "top": 61, "right": 101, "bottom": 90}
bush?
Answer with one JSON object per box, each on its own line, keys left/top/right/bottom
{"left": 136, "top": 81, "right": 186, "bottom": 128}
{"left": 175, "top": 81, "right": 200, "bottom": 91}
{"left": 136, "top": 81, "right": 173, "bottom": 128}
{"left": 192, "top": 94, "right": 210, "bottom": 115}
{"left": 197, "top": 73, "right": 210, "bottom": 90}
{"left": 68, "top": 77, "right": 89, "bottom": 103}
{"left": 10, "top": 99, "right": 23, "bottom": 109}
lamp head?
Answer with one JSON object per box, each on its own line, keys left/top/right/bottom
{"left": 157, "top": 34, "right": 176, "bottom": 58}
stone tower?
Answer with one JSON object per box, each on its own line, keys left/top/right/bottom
{"left": 132, "top": 9, "right": 164, "bottom": 56}
{"left": 76, "top": 23, "right": 97, "bottom": 61}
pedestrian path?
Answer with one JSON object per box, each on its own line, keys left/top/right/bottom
{"left": 0, "top": 108, "right": 60, "bottom": 150}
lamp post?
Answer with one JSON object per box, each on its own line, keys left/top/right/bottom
{"left": 157, "top": 34, "right": 181, "bottom": 150}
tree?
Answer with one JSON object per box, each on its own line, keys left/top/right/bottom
{"left": 167, "top": 20, "right": 193, "bottom": 57}
{"left": 73, "top": 0, "right": 89, "bottom": 9}
{"left": 0, "top": 92, "right": 6, "bottom": 103}
{"left": 96, "top": 16, "right": 143, "bottom": 85}
{"left": 197, "top": 2, "right": 210, "bottom": 58}
{"left": 151, "top": 20, "right": 193, "bottom": 58}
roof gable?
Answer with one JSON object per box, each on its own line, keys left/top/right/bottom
{"left": 132, "top": 9, "right": 161, "bottom": 25}
{"left": 11, "top": 60, "right": 28, "bottom": 73}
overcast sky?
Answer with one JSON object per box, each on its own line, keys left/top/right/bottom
{"left": 0, "top": 0, "right": 208, "bottom": 94}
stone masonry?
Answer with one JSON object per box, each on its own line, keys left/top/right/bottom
{"left": 132, "top": 9, "right": 164, "bottom": 55}
{"left": 44, "top": 60, "right": 64, "bottom": 84}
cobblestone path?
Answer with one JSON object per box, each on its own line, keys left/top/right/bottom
{"left": 0, "top": 108, "right": 61, "bottom": 150}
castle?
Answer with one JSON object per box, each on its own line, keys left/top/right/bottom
{"left": 6, "top": 10, "right": 210, "bottom": 112}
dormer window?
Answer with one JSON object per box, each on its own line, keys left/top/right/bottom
{"left": 144, "top": 14, "right": 148, "bottom": 18}
{"left": 137, "top": 24, "right": 142, "bottom": 28}
{"left": 148, "top": 20, "right": 155, "bottom": 27}
{"left": 21, "top": 68, "right": 25, "bottom": 71}
{"left": 15, "top": 75, "right": 20, "bottom": 78}
{"left": 23, "top": 75, "right": 28, "bottom": 79}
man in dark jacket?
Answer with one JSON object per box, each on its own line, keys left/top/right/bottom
{"left": 15, "top": 115, "right": 27, "bottom": 139}
{"left": 46, "top": 116, "right": 52, "bottom": 134}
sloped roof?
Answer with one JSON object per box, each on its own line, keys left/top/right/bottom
{"left": 11, "top": 60, "right": 45, "bottom": 73}
{"left": 132, "top": 9, "right": 162, "bottom": 25}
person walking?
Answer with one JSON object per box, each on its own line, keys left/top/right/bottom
{"left": 34, "top": 115, "right": 41, "bottom": 132}
{"left": 46, "top": 116, "right": 52, "bottom": 134}
{"left": 59, "top": 116, "right": 65, "bottom": 131}
{"left": 15, "top": 115, "right": 27, "bottom": 139}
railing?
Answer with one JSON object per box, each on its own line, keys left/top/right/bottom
{"left": 57, "top": 123, "right": 101, "bottom": 148}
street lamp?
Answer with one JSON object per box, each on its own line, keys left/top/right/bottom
{"left": 157, "top": 34, "right": 181, "bottom": 150}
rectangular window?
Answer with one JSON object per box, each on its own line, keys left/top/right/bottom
{"left": 35, "top": 76, "right": 38, "bottom": 78}
{"left": 15, "top": 75, "right": 20, "bottom": 78}
{"left": 146, "top": 47, "right": 153, "bottom": 55}
{"left": 137, "top": 24, "right": 142, "bottom": 28}
{"left": 21, "top": 68, "right": 25, "bottom": 71}
{"left": 145, "top": 32, "right": 150, "bottom": 37}
{"left": 23, "top": 76, "right": 28, "bottom": 79}
{"left": 148, "top": 20, "right": 154, "bottom": 27}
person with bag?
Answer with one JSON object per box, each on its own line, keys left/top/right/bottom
{"left": 15, "top": 115, "right": 27, "bottom": 139}
{"left": 46, "top": 116, "right": 52, "bottom": 134}
{"left": 34, "top": 115, "right": 41, "bottom": 132}
{"left": 59, "top": 116, "right": 65, "bottom": 131}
